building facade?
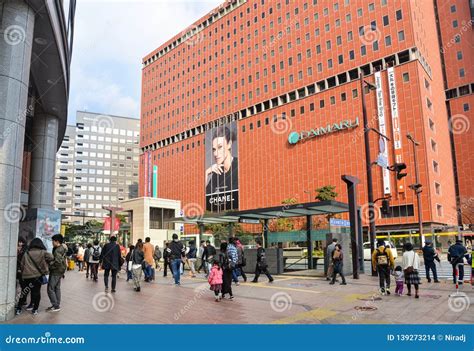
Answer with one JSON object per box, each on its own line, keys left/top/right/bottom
{"left": 139, "top": 0, "right": 471, "bottom": 235}
{"left": 0, "top": 0, "right": 75, "bottom": 320}
{"left": 54, "top": 111, "right": 141, "bottom": 223}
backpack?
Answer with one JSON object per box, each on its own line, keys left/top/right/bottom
{"left": 219, "top": 253, "right": 232, "bottom": 270}
{"left": 376, "top": 247, "right": 389, "bottom": 265}
{"left": 91, "top": 247, "right": 101, "bottom": 261}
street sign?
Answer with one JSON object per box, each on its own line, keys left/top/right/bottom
{"left": 329, "top": 218, "right": 351, "bottom": 227}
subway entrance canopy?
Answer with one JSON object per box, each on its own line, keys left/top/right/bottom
{"left": 172, "top": 200, "right": 352, "bottom": 270}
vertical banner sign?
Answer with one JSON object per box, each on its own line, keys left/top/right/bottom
{"left": 205, "top": 121, "right": 239, "bottom": 212}
{"left": 153, "top": 165, "right": 158, "bottom": 198}
{"left": 147, "top": 152, "right": 152, "bottom": 197}
{"left": 387, "top": 67, "right": 405, "bottom": 193}
{"left": 143, "top": 153, "right": 148, "bottom": 197}
{"left": 375, "top": 71, "right": 391, "bottom": 195}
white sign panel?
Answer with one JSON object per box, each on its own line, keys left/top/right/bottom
{"left": 387, "top": 67, "right": 405, "bottom": 193}
{"left": 375, "top": 71, "right": 391, "bottom": 195}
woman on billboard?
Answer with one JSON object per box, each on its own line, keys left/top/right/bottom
{"left": 205, "top": 125, "right": 238, "bottom": 211}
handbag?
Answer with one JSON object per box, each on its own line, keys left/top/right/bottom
{"left": 127, "top": 250, "right": 134, "bottom": 271}
{"left": 27, "top": 251, "right": 48, "bottom": 285}
{"left": 404, "top": 252, "right": 416, "bottom": 275}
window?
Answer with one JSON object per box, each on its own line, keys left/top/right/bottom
{"left": 361, "top": 45, "right": 366, "bottom": 56}
{"left": 457, "top": 51, "right": 463, "bottom": 60}
{"left": 463, "top": 103, "right": 470, "bottom": 112}
{"left": 450, "top": 5, "right": 456, "bottom": 13}
{"left": 433, "top": 160, "right": 439, "bottom": 173}
{"left": 429, "top": 118, "right": 435, "bottom": 132}
{"left": 396, "top": 9, "right": 402, "bottom": 21}
{"left": 431, "top": 139, "right": 437, "bottom": 152}
{"left": 402, "top": 72, "right": 409, "bottom": 82}
{"left": 368, "top": 3, "right": 374, "bottom": 11}
{"left": 453, "top": 20, "right": 458, "bottom": 28}
{"left": 320, "top": 99, "right": 325, "bottom": 108}
{"left": 435, "top": 182, "right": 441, "bottom": 195}
{"left": 383, "top": 15, "right": 389, "bottom": 26}
{"left": 436, "top": 204, "right": 443, "bottom": 217}
{"left": 459, "top": 68, "right": 465, "bottom": 77}
{"left": 385, "top": 35, "right": 392, "bottom": 46}
{"left": 330, "top": 96, "right": 335, "bottom": 104}
{"left": 398, "top": 30, "right": 405, "bottom": 41}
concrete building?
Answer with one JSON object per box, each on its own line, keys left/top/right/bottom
{"left": 0, "top": 0, "right": 75, "bottom": 320}
{"left": 55, "top": 111, "right": 140, "bottom": 223}
{"left": 139, "top": 0, "right": 471, "bottom": 238}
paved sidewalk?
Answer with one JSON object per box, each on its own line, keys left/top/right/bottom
{"left": 5, "top": 269, "right": 473, "bottom": 324}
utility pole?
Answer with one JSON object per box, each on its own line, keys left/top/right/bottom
{"left": 407, "top": 134, "right": 424, "bottom": 249}
{"left": 360, "top": 76, "right": 378, "bottom": 276}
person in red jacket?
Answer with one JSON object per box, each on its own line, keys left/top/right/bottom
{"left": 208, "top": 259, "right": 223, "bottom": 301}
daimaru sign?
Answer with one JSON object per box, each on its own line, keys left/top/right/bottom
{"left": 288, "top": 118, "right": 360, "bottom": 145}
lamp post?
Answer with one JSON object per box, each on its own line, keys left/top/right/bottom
{"left": 407, "top": 133, "right": 424, "bottom": 249}
{"left": 360, "top": 76, "right": 378, "bottom": 276}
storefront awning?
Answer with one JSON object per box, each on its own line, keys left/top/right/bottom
{"left": 171, "top": 200, "right": 349, "bottom": 225}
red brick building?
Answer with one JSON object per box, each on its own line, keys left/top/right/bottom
{"left": 139, "top": 0, "right": 471, "bottom": 235}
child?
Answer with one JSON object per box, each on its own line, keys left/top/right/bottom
{"left": 393, "top": 265, "right": 404, "bottom": 296}
{"left": 208, "top": 260, "right": 223, "bottom": 301}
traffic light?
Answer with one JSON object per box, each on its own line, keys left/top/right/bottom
{"left": 381, "top": 199, "right": 390, "bottom": 215}
{"left": 392, "top": 163, "right": 407, "bottom": 180}
{"left": 409, "top": 183, "right": 422, "bottom": 194}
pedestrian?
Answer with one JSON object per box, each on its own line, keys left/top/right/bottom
{"left": 143, "top": 237, "right": 155, "bottom": 282}
{"left": 89, "top": 240, "right": 101, "bottom": 282}
{"left": 422, "top": 240, "right": 440, "bottom": 283}
{"left": 329, "top": 244, "right": 346, "bottom": 285}
{"left": 46, "top": 234, "right": 67, "bottom": 312}
{"left": 131, "top": 242, "right": 145, "bottom": 292}
{"left": 125, "top": 244, "right": 135, "bottom": 281}
{"left": 186, "top": 240, "right": 197, "bottom": 277}
{"left": 169, "top": 234, "right": 186, "bottom": 285}
{"left": 208, "top": 259, "right": 223, "bottom": 301}
{"left": 154, "top": 245, "right": 162, "bottom": 271}
{"left": 19, "top": 238, "right": 53, "bottom": 315}
{"left": 372, "top": 239, "right": 395, "bottom": 295}
{"left": 15, "top": 237, "right": 29, "bottom": 314}
{"left": 84, "top": 243, "right": 92, "bottom": 278}
{"left": 205, "top": 240, "right": 216, "bottom": 277}
{"left": 392, "top": 265, "right": 404, "bottom": 296}
{"left": 219, "top": 242, "right": 234, "bottom": 300}
{"left": 77, "top": 243, "right": 85, "bottom": 271}
{"left": 235, "top": 238, "right": 247, "bottom": 282}
{"left": 99, "top": 236, "right": 122, "bottom": 293}
{"left": 402, "top": 242, "right": 421, "bottom": 298}
{"left": 163, "top": 242, "right": 173, "bottom": 277}
{"left": 448, "top": 239, "right": 468, "bottom": 285}
{"left": 326, "top": 238, "right": 338, "bottom": 281}
{"left": 227, "top": 237, "right": 239, "bottom": 285}
{"left": 251, "top": 238, "right": 274, "bottom": 283}
{"left": 197, "top": 240, "right": 206, "bottom": 273}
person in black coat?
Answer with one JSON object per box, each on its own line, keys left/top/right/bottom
{"left": 422, "top": 240, "right": 440, "bottom": 283}
{"left": 448, "top": 239, "right": 468, "bottom": 284}
{"left": 251, "top": 239, "right": 273, "bottom": 283}
{"left": 100, "top": 236, "right": 122, "bottom": 293}
{"left": 219, "top": 242, "right": 234, "bottom": 300}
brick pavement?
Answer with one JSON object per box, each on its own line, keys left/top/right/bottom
{"left": 5, "top": 269, "right": 473, "bottom": 324}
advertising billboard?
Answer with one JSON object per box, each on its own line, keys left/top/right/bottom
{"left": 205, "top": 121, "right": 239, "bottom": 212}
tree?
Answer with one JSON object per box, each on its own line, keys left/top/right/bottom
{"left": 315, "top": 185, "right": 338, "bottom": 201}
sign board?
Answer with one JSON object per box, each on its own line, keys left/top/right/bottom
{"left": 375, "top": 71, "right": 391, "bottom": 195}
{"left": 329, "top": 218, "right": 351, "bottom": 227}
{"left": 387, "top": 67, "right": 405, "bottom": 193}
{"left": 239, "top": 218, "right": 260, "bottom": 224}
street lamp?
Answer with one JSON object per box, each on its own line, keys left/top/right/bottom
{"left": 407, "top": 133, "right": 424, "bottom": 249}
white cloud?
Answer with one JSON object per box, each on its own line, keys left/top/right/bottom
{"left": 68, "top": 0, "right": 223, "bottom": 121}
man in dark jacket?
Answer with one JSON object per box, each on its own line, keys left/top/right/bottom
{"left": 448, "top": 239, "right": 468, "bottom": 284}
{"left": 168, "top": 233, "right": 186, "bottom": 285}
{"left": 422, "top": 240, "right": 440, "bottom": 283}
{"left": 163, "top": 242, "right": 173, "bottom": 277}
{"left": 47, "top": 234, "right": 67, "bottom": 312}
{"left": 100, "top": 236, "right": 122, "bottom": 292}
{"left": 251, "top": 239, "right": 273, "bottom": 283}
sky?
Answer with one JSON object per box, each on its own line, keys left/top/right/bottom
{"left": 67, "top": 0, "right": 223, "bottom": 124}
